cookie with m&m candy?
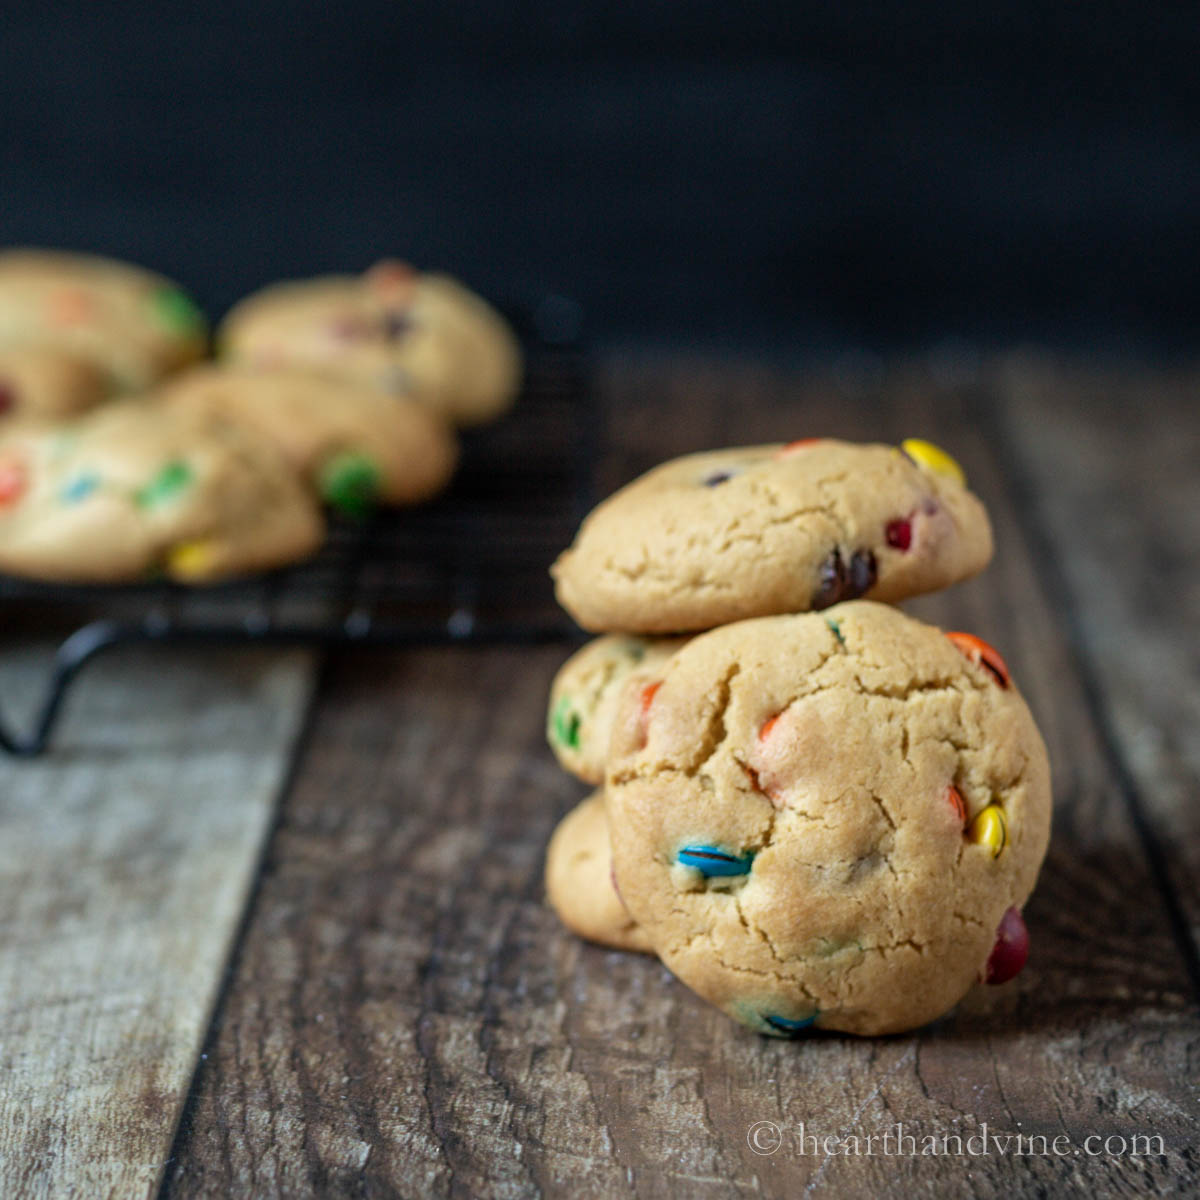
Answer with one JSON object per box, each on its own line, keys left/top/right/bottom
{"left": 551, "top": 439, "right": 992, "bottom": 634}
{"left": 157, "top": 365, "right": 458, "bottom": 517}
{"left": 218, "top": 261, "right": 522, "bottom": 428}
{"left": 0, "top": 248, "right": 207, "bottom": 391}
{"left": 547, "top": 634, "right": 689, "bottom": 784}
{"left": 0, "top": 399, "right": 323, "bottom": 583}
{"left": 604, "top": 601, "right": 1051, "bottom": 1037}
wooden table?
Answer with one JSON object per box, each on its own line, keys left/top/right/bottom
{"left": 1, "top": 353, "right": 1197, "bottom": 1198}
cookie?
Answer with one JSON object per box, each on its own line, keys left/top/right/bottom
{"left": 0, "top": 249, "right": 207, "bottom": 390}
{"left": 159, "top": 365, "right": 459, "bottom": 516}
{"left": 552, "top": 439, "right": 993, "bottom": 633}
{"left": 218, "top": 261, "right": 522, "bottom": 427}
{"left": 605, "top": 601, "right": 1051, "bottom": 1037}
{"left": 548, "top": 635, "right": 688, "bottom": 784}
{"left": 545, "top": 791, "right": 653, "bottom": 954}
{"left": 0, "top": 401, "right": 324, "bottom": 583}
{"left": 0, "top": 347, "right": 109, "bottom": 422}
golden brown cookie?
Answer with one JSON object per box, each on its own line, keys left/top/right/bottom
{"left": 158, "top": 365, "right": 459, "bottom": 515}
{"left": 547, "top": 635, "right": 689, "bottom": 784}
{"left": 218, "top": 261, "right": 521, "bottom": 427}
{"left": 0, "top": 347, "right": 109, "bottom": 422}
{"left": 545, "top": 791, "right": 653, "bottom": 954}
{"left": 552, "top": 439, "right": 993, "bottom": 633}
{"left": 605, "top": 601, "right": 1051, "bottom": 1037}
{"left": 0, "top": 249, "right": 207, "bottom": 390}
{"left": 0, "top": 400, "right": 324, "bottom": 583}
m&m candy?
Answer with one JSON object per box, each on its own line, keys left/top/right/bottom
{"left": 776, "top": 438, "right": 822, "bottom": 458}
{"left": 150, "top": 287, "right": 207, "bottom": 336}
{"left": 676, "top": 845, "right": 755, "bottom": 877}
{"left": 946, "top": 632, "right": 1011, "bottom": 689}
{"left": 136, "top": 460, "right": 193, "bottom": 509}
{"left": 167, "top": 539, "right": 218, "bottom": 580}
{"left": 900, "top": 438, "right": 966, "bottom": 485}
{"left": 0, "top": 456, "right": 27, "bottom": 505}
{"left": 885, "top": 516, "right": 912, "bottom": 550}
{"left": 984, "top": 907, "right": 1029, "bottom": 984}
{"left": 944, "top": 783, "right": 967, "bottom": 825}
{"left": 60, "top": 472, "right": 100, "bottom": 504}
{"left": 551, "top": 695, "right": 581, "bottom": 750}
{"left": 320, "top": 451, "right": 381, "bottom": 518}
{"left": 762, "top": 1012, "right": 818, "bottom": 1037}
{"left": 967, "top": 804, "right": 1007, "bottom": 857}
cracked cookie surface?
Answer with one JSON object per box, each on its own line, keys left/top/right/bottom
{"left": 159, "top": 365, "right": 459, "bottom": 514}
{"left": 552, "top": 440, "right": 993, "bottom": 633}
{"left": 604, "top": 601, "right": 1051, "bottom": 1036}
{"left": 545, "top": 791, "right": 653, "bottom": 954}
{"left": 548, "top": 634, "right": 688, "bottom": 784}
{"left": 0, "top": 249, "right": 207, "bottom": 391}
{"left": 0, "top": 400, "right": 324, "bottom": 583}
{"left": 218, "top": 262, "right": 522, "bottom": 427}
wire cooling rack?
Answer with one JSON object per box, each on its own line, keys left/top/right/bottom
{"left": 0, "top": 295, "right": 593, "bottom": 756}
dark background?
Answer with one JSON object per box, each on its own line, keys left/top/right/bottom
{"left": 3, "top": 2, "right": 1198, "bottom": 356}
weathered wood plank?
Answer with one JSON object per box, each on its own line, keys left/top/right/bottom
{"left": 0, "top": 644, "right": 314, "bottom": 1200}
{"left": 165, "top": 359, "right": 1198, "bottom": 1198}
{"left": 993, "top": 356, "right": 1200, "bottom": 974}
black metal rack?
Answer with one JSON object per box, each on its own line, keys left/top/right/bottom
{"left": 0, "top": 296, "right": 594, "bottom": 757}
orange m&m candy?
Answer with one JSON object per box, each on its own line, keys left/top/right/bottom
{"left": 0, "top": 455, "right": 27, "bottom": 505}
{"left": 946, "top": 631, "right": 1010, "bottom": 689}
{"left": 776, "top": 438, "right": 822, "bottom": 458}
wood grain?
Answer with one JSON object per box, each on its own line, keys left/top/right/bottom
{"left": 163, "top": 359, "right": 1199, "bottom": 1198}
{"left": 995, "top": 356, "right": 1200, "bottom": 974}
{"left": 0, "top": 644, "right": 314, "bottom": 1199}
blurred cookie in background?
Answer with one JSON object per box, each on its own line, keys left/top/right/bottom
{"left": 0, "top": 249, "right": 208, "bottom": 392}
{"left": 218, "top": 260, "right": 522, "bottom": 427}
{"left": 0, "top": 347, "right": 110, "bottom": 423}
{"left": 0, "top": 400, "right": 323, "bottom": 584}
{"left": 158, "top": 365, "right": 459, "bottom": 518}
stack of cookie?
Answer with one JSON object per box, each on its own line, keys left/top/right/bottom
{"left": 0, "top": 249, "right": 520, "bottom": 584}
{"left": 543, "top": 439, "right": 1052, "bottom": 1037}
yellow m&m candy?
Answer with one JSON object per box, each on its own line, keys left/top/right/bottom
{"left": 167, "top": 539, "right": 219, "bottom": 581}
{"left": 900, "top": 438, "right": 966, "bottom": 485}
{"left": 967, "top": 804, "right": 1007, "bottom": 858}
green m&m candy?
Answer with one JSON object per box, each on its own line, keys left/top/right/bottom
{"left": 551, "top": 695, "right": 581, "bottom": 749}
{"left": 149, "top": 287, "right": 207, "bottom": 338}
{"left": 135, "top": 459, "right": 193, "bottom": 508}
{"left": 320, "top": 451, "right": 381, "bottom": 518}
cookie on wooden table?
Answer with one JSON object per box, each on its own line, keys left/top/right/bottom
{"left": 605, "top": 601, "right": 1051, "bottom": 1036}
{"left": 219, "top": 261, "right": 521, "bottom": 427}
{"left": 159, "top": 365, "right": 459, "bottom": 517}
{"left": 547, "top": 634, "right": 689, "bottom": 784}
{"left": 0, "top": 401, "right": 324, "bottom": 584}
{"left": 545, "top": 791, "right": 653, "bottom": 955}
{"left": 552, "top": 438, "right": 993, "bottom": 633}
{"left": 0, "top": 249, "right": 207, "bottom": 391}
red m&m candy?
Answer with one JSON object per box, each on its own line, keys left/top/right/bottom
{"left": 985, "top": 906, "right": 1029, "bottom": 984}
{"left": 885, "top": 517, "right": 912, "bottom": 550}
{"left": 0, "top": 455, "right": 27, "bottom": 505}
